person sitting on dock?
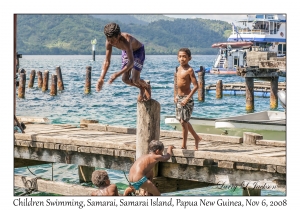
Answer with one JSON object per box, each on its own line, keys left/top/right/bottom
{"left": 91, "top": 170, "right": 134, "bottom": 196}
{"left": 175, "top": 48, "right": 202, "bottom": 150}
{"left": 128, "top": 140, "right": 175, "bottom": 196}
{"left": 96, "top": 22, "right": 151, "bottom": 102}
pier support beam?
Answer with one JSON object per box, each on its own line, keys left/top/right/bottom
{"left": 136, "top": 99, "right": 161, "bottom": 159}
{"left": 37, "top": 71, "right": 43, "bottom": 88}
{"left": 197, "top": 66, "right": 205, "bottom": 102}
{"left": 18, "top": 73, "right": 26, "bottom": 98}
{"left": 85, "top": 66, "right": 91, "bottom": 94}
{"left": 245, "top": 77, "right": 254, "bottom": 112}
{"left": 50, "top": 74, "right": 57, "bottom": 96}
{"left": 42, "top": 70, "right": 49, "bottom": 92}
{"left": 270, "top": 77, "right": 278, "bottom": 109}
{"left": 78, "top": 165, "right": 95, "bottom": 183}
{"left": 216, "top": 80, "right": 223, "bottom": 99}
{"left": 28, "top": 70, "right": 36, "bottom": 88}
{"left": 56, "top": 66, "right": 64, "bottom": 91}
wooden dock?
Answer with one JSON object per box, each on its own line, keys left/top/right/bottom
{"left": 14, "top": 122, "right": 286, "bottom": 194}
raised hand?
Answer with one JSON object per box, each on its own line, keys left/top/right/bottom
{"left": 96, "top": 78, "right": 104, "bottom": 92}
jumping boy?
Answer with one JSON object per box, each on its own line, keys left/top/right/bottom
{"left": 91, "top": 170, "right": 134, "bottom": 196}
{"left": 96, "top": 22, "right": 151, "bottom": 102}
{"left": 175, "top": 48, "right": 202, "bottom": 150}
{"left": 128, "top": 140, "right": 175, "bottom": 196}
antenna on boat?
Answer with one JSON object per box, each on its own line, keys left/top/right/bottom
{"left": 232, "top": 22, "right": 244, "bottom": 41}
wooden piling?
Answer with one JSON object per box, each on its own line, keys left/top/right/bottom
{"left": 197, "top": 66, "right": 205, "bottom": 102}
{"left": 50, "top": 74, "right": 57, "bottom": 96}
{"left": 174, "top": 67, "right": 178, "bottom": 99}
{"left": 42, "top": 70, "right": 49, "bottom": 92}
{"left": 245, "top": 77, "right": 254, "bottom": 112}
{"left": 243, "top": 132, "right": 263, "bottom": 145}
{"left": 78, "top": 165, "right": 95, "bottom": 183}
{"left": 56, "top": 66, "right": 64, "bottom": 91}
{"left": 28, "top": 70, "right": 36, "bottom": 88}
{"left": 136, "top": 99, "right": 161, "bottom": 159}
{"left": 216, "top": 80, "right": 223, "bottom": 99}
{"left": 85, "top": 66, "right": 92, "bottom": 94}
{"left": 37, "top": 71, "right": 43, "bottom": 88}
{"left": 270, "top": 77, "right": 278, "bottom": 109}
{"left": 18, "top": 73, "right": 26, "bottom": 98}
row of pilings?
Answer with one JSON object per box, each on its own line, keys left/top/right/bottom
{"left": 17, "top": 66, "right": 93, "bottom": 98}
{"left": 174, "top": 66, "right": 279, "bottom": 111}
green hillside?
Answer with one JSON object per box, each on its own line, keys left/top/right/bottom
{"left": 17, "top": 14, "right": 231, "bottom": 55}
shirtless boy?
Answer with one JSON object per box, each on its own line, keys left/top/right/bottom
{"left": 96, "top": 22, "right": 151, "bottom": 101}
{"left": 175, "top": 48, "right": 202, "bottom": 150}
{"left": 128, "top": 140, "right": 175, "bottom": 196}
{"left": 91, "top": 170, "right": 134, "bottom": 196}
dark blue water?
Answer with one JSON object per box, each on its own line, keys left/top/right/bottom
{"left": 14, "top": 55, "right": 285, "bottom": 196}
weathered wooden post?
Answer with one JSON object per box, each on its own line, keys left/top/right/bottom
{"left": 18, "top": 73, "right": 26, "bottom": 98}
{"left": 197, "top": 66, "right": 205, "bottom": 102}
{"left": 136, "top": 99, "right": 160, "bottom": 195}
{"left": 270, "top": 76, "right": 278, "bottom": 109}
{"left": 28, "top": 70, "right": 36, "bottom": 88}
{"left": 216, "top": 79, "right": 223, "bottom": 99}
{"left": 136, "top": 99, "right": 161, "bottom": 159}
{"left": 245, "top": 77, "right": 254, "bottom": 112}
{"left": 56, "top": 66, "right": 64, "bottom": 91}
{"left": 174, "top": 67, "right": 178, "bottom": 99}
{"left": 42, "top": 70, "right": 49, "bottom": 92}
{"left": 50, "top": 74, "right": 57, "bottom": 96}
{"left": 85, "top": 66, "right": 92, "bottom": 94}
{"left": 243, "top": 132, "right": 263, "bottom": 145}
{"left": 37, "top": 71, "right": 43, "bottom": 88}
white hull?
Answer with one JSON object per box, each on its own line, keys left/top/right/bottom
{"left": 164, "top": 111, "right": 286, "bottom": 140}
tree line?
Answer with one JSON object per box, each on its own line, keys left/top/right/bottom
{"left": 17, "top": 14, "right": 232, "bottom": 55}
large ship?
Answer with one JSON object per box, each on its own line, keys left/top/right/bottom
{"left": 210, "top": 14, "right": 286, "bottom": 75}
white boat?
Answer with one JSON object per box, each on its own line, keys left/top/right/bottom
{"left": 211, "top": 14, "right": 286, "bottom": 75}
{"left": 164, "top": 111, "right": 286, "bottom": 140}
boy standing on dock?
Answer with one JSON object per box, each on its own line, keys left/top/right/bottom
{"left": 128, "top": 140, "right": 175, "bottom": 196}
{"left": 175, "top": 48, "right": 202, "bottom": 150}
{"left": 96, "top": 22, "right": 151, "bottom": 102}
{"left": 91, "top": 170, "right": 134, "bottom": 196}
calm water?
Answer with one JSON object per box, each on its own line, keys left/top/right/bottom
{"left": 14, "top": 55, "right": 286, "bottom": 196}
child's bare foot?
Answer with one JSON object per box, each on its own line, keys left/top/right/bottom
{"left": 181, "top": 146, "right": 187, "bottom": 149}
{"left": 195, "top": 136, "right": 202, "bottom": 150}
{"left": 137, "top": 88, "right": 145, "bottom": 102}
{"left": 144, "top": 85, "right": 151, "bottom": 101}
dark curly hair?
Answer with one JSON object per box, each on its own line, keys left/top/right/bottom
{"left": 149, "top": 140, "right": 164, "bottom": 153}
{"left": 104, "top": 22, "right": 121, "bottom": 38}
{"left": 178, "top": 48, "right": 191, "bottom": 57}
{"left": 92, "top": 170, "right": 109, "bottom": 187}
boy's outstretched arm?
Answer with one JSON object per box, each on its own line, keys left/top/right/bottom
{"left": 157, "top": 145, "right": 175, "bottom": 161}
{"left": 96, "top": 41, "right": 112, "bottom": 91}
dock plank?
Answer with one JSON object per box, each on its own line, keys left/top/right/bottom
{"left": 15, "top": 124, "right": 286, "bottom": 167}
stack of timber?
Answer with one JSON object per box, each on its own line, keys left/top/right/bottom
{"left": 237, "top": 51, "right": 286, "bottom": 77}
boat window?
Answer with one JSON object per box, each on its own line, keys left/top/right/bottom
{"left": 278, "top": 44, "right": 286, "bottom": 55}
{"left": 256, "top": 15, "right": 264, "bottom": 19}
{"left": 234, "top": 56, "right": 239, "bottom": 67}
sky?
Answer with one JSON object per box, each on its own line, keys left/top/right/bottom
{"left": 165, "top": 14, "right": 247, "bottom": 24}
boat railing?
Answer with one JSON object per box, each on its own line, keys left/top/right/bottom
{"left": 251, "top": 46, "right": 269, "bottom": 52}
{"left": 236, "top": 29, "right": 277, "bottom": 35}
